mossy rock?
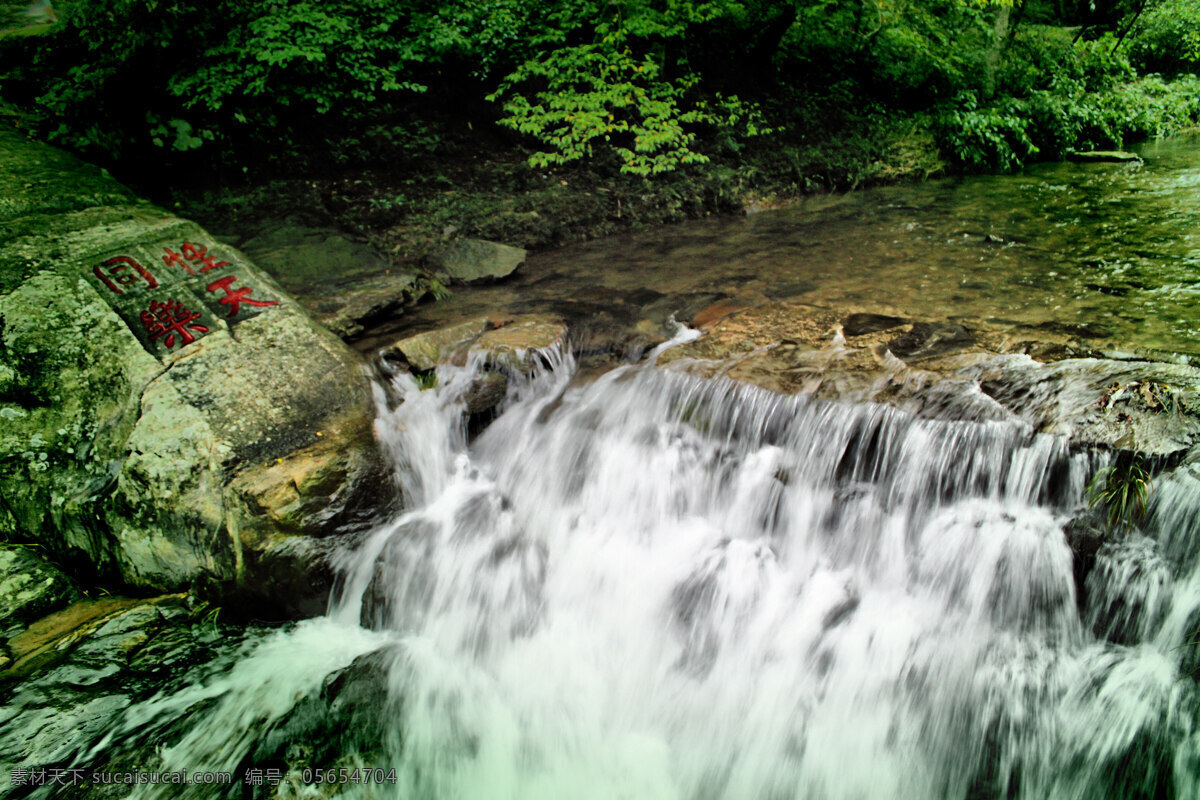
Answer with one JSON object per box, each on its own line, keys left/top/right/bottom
{"left": 0, "top": 129, "right": 389, "bottom": 603}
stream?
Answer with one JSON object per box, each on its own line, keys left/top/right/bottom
{"left": 6, "top": 139, "right": 1200, "bottom": 799}
{"left": 361, "top": 133, "right": 1200, "bottom": 360}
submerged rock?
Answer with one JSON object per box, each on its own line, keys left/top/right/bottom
{"left": 842, "top": 312, "right": 907, "bottom": 337}
{"left": 886, "top": 322, "right": 974, "bottom": 360}
{"left": 0, "top": 129, "right": 388, "bottom": 603}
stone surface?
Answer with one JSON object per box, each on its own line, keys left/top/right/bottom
{"left": 843, "top": 313, "right": 907, "bottom": 337}
{"left": 0, "top": 594, "right": 254, "bottom": 788}
{"left": 1067, "top": 150, "right": 1143, "bottom": 164}
{"left": 0, "top": 546, "right": 77, "bottom": 637}
{"left": 238, "top": 222, "right": 390, "bottom": 290}
{"left": 470, "top": 315, "right": 568, "bottom": 370}
{"left": 886, "top": 321, "right": 974, "bottom": 360}
{"left": 390, "top": 316, "right": 492, "bottom": 371}
{"left": 656, "top": 299, "right": 1200, "bottom": 458}
{"left": 387, "top": 314, "right": 566, "bottom": 373}
{"left": 464, "top": 372, "right": 509, "bottom": 416}
{"left": 236, "top": 220, "right": 420, "bottom": 338}
{"left": 309, "top": 270, "right": 419, "bottom": 339}
{"left": 0, "top": 128, "right": 388, "bottom": 598}
{"left": 427, "top": 238, "right": 526, "bottom": 284}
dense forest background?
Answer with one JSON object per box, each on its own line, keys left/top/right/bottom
{"left": 1, "top": 0, "right": 1199, "bottom": 253}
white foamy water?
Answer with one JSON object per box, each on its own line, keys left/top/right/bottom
{"left": 94, "top": 345, "right": 1200, "bottom": 800}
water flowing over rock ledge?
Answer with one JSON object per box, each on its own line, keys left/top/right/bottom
{"left": 655, "top": 298, "right": 1200, "bottom": 460}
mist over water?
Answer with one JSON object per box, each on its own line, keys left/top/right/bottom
{"left": 98, "top": 343, "right": 1200, "bottom": 800}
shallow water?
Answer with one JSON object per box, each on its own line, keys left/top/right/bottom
{"left": 368, "top": 134, "right": 1200, "bottom": 358}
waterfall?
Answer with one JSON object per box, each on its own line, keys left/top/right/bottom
{"left": 97, "top": 344, "right": 1199, "bottom": 800}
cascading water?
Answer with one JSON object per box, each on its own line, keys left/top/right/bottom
{"left": 81, "top": 340, "right": 1200, "bottom": 800}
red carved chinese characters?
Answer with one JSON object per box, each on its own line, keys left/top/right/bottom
{"left": 162, "top": 241, "right": 229, "bottom": 275}
{"left": 206, "top": 275, "right": 278, "bottom": 318}
{"left": 93, "top": 256, "right": 159, "bottom": 295}
{"left": 139, "top": 298, "right": 210, "bottom": 350}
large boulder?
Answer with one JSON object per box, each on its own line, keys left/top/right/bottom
{"left": 0, "top": 129, "right": 389, "bottom": 602}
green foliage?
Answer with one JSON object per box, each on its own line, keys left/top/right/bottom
{"left": 189, "top": 599, "right": 222, "bottom": 630}
{"left": 489, "top": 8, "right": 769, "bottom": 176}
{"left": 1087, "top": 458, "right": 1152, "bottom": 531}
{"left": 3, "top": 0, "right": 1199, "bottom": 186}
{"left": 866, "top": 0, "right": 994, "bottom": 100}
{"left": 13, "top": 0, "right": 467, "bottom": 162}
{"left": 939, "top": 27, "right": 1200, "bottom": 170}
{"left": 1129, "top": 0, "right": 1200, "bottom": 75}
{"left": 936, "top": 92, "right": 1037, "bottom": 171}
{"left": 414, "top": 275, "right": 451, "bottom": 302}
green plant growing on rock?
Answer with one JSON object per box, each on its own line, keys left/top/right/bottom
{"left": 1087, "top": 457, "right": 1152, "bottom": 531}
{"left": 414, "top": 275, "right": 451, "bottom": 302}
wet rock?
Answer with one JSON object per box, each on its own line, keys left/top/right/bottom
{"left": 470, "top": 315, "right": 567, "bottom": 370}
{"left": 428, "top": 237, "right": 525, "bottom": 284}
{"left": 237, "top": 221, "right": 419, "bottom": 339}
{"left": 2, "top": 595, "right": 184, "bottom": 678}
{"left": 656, "top": 299, "right": 1200, "bottom": 462}
{"left": 843, "top": 313, "right": 906, "bottom": 337}
{"left": 238, "top": 646, "right": 398, "bottom": 799}
{"left": 0, "top": 546, "right": 77, "bottom": 638}
{"left": 1067, "top": 150, "right": 1143, "bottom": 164}
{"left": 389, "top": 316, "right": 492, "bottom": 371}
{"left": 886, "top": 322, "right": 974, "bottom": 360}
{"left": 464, "top": 372, "right": 509, "bottom": 416}
{"left": 961, "top": 356, "right": 1200, "bottom": 456}
{"left": 0, "top": 594, "right": 250, "bottom": 785}
{"left": 1063, "top": 514, "right": 1107, "bottom": 608}
{"left": 386, "top": 314, "right": 566, "bottom": 373}
{"left": 228, "top": 529, "right": 343, "bottom": 623}
{"left": 0, "top": 128, "right": 387, "bottom": 599}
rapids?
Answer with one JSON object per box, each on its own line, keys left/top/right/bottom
{"left": 76, "top": 338, "right": 1200, "bottom": 800}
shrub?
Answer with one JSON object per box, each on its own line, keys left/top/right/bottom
{"left": 936, "top": 92, "right": 1037, "bottom": 171}
{"left": 489, "top": 37, "right": 766, "bottom": 176}
{"left": 1129, "top": 0, "right": 1200, "bottom": 76}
